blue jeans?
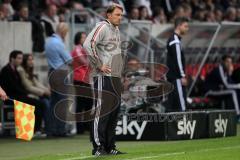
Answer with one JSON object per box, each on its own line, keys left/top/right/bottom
{"left": 47, "top": 68, "right": 68, "bottom": 135}
{"left": 46, "top": 90, "right": 67, "bottom": 135}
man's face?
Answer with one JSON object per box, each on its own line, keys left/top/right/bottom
{"left": 131, "top": 8, "right": 139, "bottom": 19}
{"left": 1, "top": 4, "right": 9, "bottom": 17}
{"left": 223, "top": 57, "right": 233, "bottom": 70}
{"left": 27, "top": 55, "right": 34, "bottom": 68}
{"left": 48, "top": 5, "right": 57, "bottom": 17}
{"left": 107, "top": 7, "right": 123, "bottom": 26}
{"left": 12, "top": 54, "right": 23, "bottom": 66}
{"left": 20, "top": 7, "right": 28, "bottom": 19}
{"left": 179, "top": 22, "right": 189, "bottom": 35}
{"left": 80, "top": 33, "right": 87, "bottom": 45}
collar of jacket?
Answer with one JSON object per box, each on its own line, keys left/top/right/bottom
{"left": 174, "top": 32, "right": 182, "bottom": 40}
{"left": 52, "top": 33, "right": 63, "bottom": 42}
{"left": 105, "top": 19, "right": 119, "bottom": 30}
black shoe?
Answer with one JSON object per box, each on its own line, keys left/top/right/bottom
{"left": 92, "top": 147, "right": 108, "bottom": 156}
{"left": 108, "top": 148, "right": 126, "bottom": 155}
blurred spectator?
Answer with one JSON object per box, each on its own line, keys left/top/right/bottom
{"left": 124, "top": 0, "right": 135, "bottom": 14}
{"left": 182, "top": 3, "right": 192, "bottom": 20}
{"left": 224, "top": 7, "right": 237, "bottom": 21}
{"left": 170, "top": 6, "right": 185, "bottom": 22}
{"left": 213, "top": 0, "right": 224, "bottom": 11}
{"left": 0, "top": 3, "right": 9, "bottom": 21}
{"left": 190, "top": 0, "right": 202, "bottom": 15}
{"left": 138, "top": 5, "right": 150, "bottom": 20}
{"left": 12, "top": 3, "right": 29, "bottom": 21}
{"left": 221, "top": 0, "right": 239, "bottom": 9}
{"left": 69, "top": 1, "right": 88, "bottom": 23}
{"left": 71, "top": 32, "right": 92, "bottom": 134}
{"left": 11, "top": 0, "right": 25, "bottom": 11}
{"left": 205, "top": 55, "right": 240, "bottom": 116}
{"left": 27, "top": 0, "right": 45, "bottom": 17}
{"left": 1, "top": 0, "right": 240, "bottom": 24}
{"left": 79, "top": 0, "right": 92, "bottom": 8}
{"left": 45, "top": 23, "right": 72, "bottom": 137}
{"left": 10, "top": 0, "right": 44, "bottom": 16}
{"left": 31, "top": 15, "right": 46, "bottom": 53}
{"left": 134, "top": 0, "right": 152, "bottom": 16}
{"left": 41, "top": 4, "right": 59, "bottom": 37}
{"left": 2, "top": 0, "right": 14, "bottom": 17}
{"left": 0, "top": 50, "right": 46, "bottom": 136}
{"left": 129, "top": 6, "right": 139, "bottom": 20}
{"left": 58, "top": 7, "right": 67, "bottom": 22}
{"left": 203, "top": 0, "right": 215, "bottom": 11}
{"left": 71, "top": 1, "right": 85, "bottom": 11}
{"left": 205, "top": 11, "right": 216, "bottom": 22}
{"left": 236, "top": 7, "right": 240, "bottom": 21}
{"left": 214, "top": 8, "right": 223, "bottom": 22}
{"left": 152, "top": 7, "right": 167, "bottom": 24}
{"left": 194, "top": 9, "right": 206, "bottom": 21}
{"left": 46, "top": 0, "right": 69, "bottom": 7}
{"left": 152, "top": 0, "right": 180, "bottom": 20}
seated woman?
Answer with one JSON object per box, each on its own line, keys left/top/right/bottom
{"left": 17, "top": 54, "right": 50, "bottom": 137}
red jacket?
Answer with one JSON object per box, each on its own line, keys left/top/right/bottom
{"left": 71, "top": 45, "right": 91, "bottom": 84}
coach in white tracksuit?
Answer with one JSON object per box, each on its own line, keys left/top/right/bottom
{"left": 83, "top": 4, "right": 124, "bottom": 156}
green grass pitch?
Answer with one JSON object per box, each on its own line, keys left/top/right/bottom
{"left": 0, "top": 125, "right": 239, "bottom": 160}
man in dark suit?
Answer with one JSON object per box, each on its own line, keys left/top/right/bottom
{"left": 0, "top": 50, "right": 27, "bottom": 97}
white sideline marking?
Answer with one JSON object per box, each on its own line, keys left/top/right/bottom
{"left": 61, "top": 155, "right": 93, "bottom": 160}
{"left": 124, "top": 145, "right": 240, "bottom": 160}
{"left": 123, "top": 152, "right": 185, "bottom": 160}
{"left": 61, "top": 145, "right": 240, "bottom": 160}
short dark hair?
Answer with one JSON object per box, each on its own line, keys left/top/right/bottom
{"left": 74, "top": 32, "right": 85, "bottom": 45}
{"left": 222, "top": 54, "right": 232, "bottom": 61}
{"left": 18, "top": 2, "right": 28, "bottom": 11}
{"left": 174, "top": 17, "right": 189, "bottom": 28}
{"left": 106, "top": 3, "right": 123, "bottom": 14}
{"left": 9, "top": 50, "right": 23, "bottom": 62}
{"left": 128, "top": 57, "right": 140, "bottom": 62}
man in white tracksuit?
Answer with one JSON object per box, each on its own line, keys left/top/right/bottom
{"left": 83, "top": 3, "right": 124, "bottom": 156}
